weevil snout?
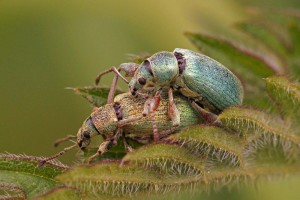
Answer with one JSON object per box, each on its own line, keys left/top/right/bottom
{"left": 129, "top": 78, "right": 140, "bottom": 97}
{"left": 77, "top": 128, "right": 91, "bottom": 150}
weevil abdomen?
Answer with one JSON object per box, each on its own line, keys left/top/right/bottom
{"left": 174, "top": 48, "right": 244, "bottom": 112}
{"left": 114, "top": 93, "right": 203, "bottom": 138}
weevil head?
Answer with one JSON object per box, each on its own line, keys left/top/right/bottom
{"left": 77, "top": 117, "right": 97, "bottom": 150}
{"left": 129, "top": 60, "right": 154, "bottom": 96}
{"left": 77, "top": 104, "right": 119, "bottom": 150}
{"left": 129, "top": 51, "right": 179, "bottom": 96}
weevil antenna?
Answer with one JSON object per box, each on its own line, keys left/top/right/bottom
{"left": 38, "top": 144, "right": 77, "bottom": 167}
{"left": 95, "top": 66, "right": 129, "bottom": 85}
{"left": 53, "top": 135, "right": 77, "bottom": 147}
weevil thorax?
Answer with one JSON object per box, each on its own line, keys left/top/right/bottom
{"left": 77, "top": 104, "right": 119, "bottom": 149}
{"left": 129, "top": 51, "right": 179, "bottom": 96}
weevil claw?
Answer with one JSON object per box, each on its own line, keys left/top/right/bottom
{"left": 38, "top": 160, "right": 46, "bottom": 168}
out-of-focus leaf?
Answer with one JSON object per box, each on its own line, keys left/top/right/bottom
{"left": 127, "top": 53, "right": 151, "bottom": 64}
{"left": 207, "top": 165, "right": 300, "bottom": 190}
{"left": 185, "top": 32, "right": 276, "bottom": 109}
{"left": 288, "top": 21, "right": 300, "bottom": 76}
{"left": 67, "top": 86, "right": 125, "bottom": 107}
{"left": 236, "top": 11, "right": 300, "bottom": 77}
{"left": 0, "top": 153, "right": 67, "bottom": 199}
{"left": 236, "top": 21, "right": 290, "bottom": 63}
{"left": 36, "top": 186, "right": 81, "bottom": 200}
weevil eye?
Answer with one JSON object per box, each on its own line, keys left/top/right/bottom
{"left": 131, "top": 90, "right": 137, "bottom": 96}
{"left": 78, "top": 140, "right": 83, "bottom": 148}
{"left": 138, "top": 77, "right": 146, "bottom": 85}
{"left": 83, "top": 131, "right": 90, "bottom": 139}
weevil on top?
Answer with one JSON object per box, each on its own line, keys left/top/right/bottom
{"left": 39, "top": 90, "right": 204, "bottom": 165}
{"left": 95, "top": 48, "right": 244, "bottom": 129}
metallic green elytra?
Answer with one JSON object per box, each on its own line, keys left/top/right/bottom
{"left": 42, "top": 92, "right": 204, "bottom": 164}
{"left": 129, "top": 48, "right": 244, "bottom": 114}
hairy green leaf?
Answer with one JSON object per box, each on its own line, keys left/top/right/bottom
{"left": 56, "top": 161, "right": 204, "bottom": 197}
{"left": 67, "top": 86, "right": 124, "bottom": 107}
{"left": 265, "top": 76, "right": 300, "bottom": 127}
{"left": 0, "top": 154, "right": 67, "bottom": 199}
{"left": 168, "top": 126, "right": 245, "bottom": 168}
{"left": 219, "top": 107, "right": 300, "bottom": 164}
{"left": 0, "top": 182, "right": 27, "bottom": 200}
{"left": 122, "top": 143, "right": 204, "bottom": 177}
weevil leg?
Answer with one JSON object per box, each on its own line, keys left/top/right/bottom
{"left": 141, "top": 91, "right": 161, "bottom": 143}
{"left": 117, "top": 115, "right": 143, "bottom": 127}
{"left": 168, "top": 88, "right": 180, "bottom": 127}
{"left": 87, "top": 140, "right": 114, "bottom": 163}
{"left": 95, "top": 66, "right": 129, "bottom": 85}
{"left": 150, "top": 112, "right": 160, "bottom": 142}
{"left": 107, "top": 73, "right": 119, "bottom": 104}
{"left": 53, "top": 135, "right": 77, "bottom": 147}
{"left": 142, "top": 91, "right": 161, "bottom": 116}
{"left": 119, "top": 63, "right": 139, "bottom": 77}
{"left": 122, "top": 132, "right": 134, "bottom": 153}
{"left": 106, "top": 63, "right": 140, "bottom": 104}
{"left": 191, "top": 101, "right": 222, "bottom": 125}
{"left": 87, "top": 128, "right": 122, "bottom": 163}
{"left": 38, "top": 144, "right": 77, "bottom": 167}
{"left": 159, "top": 126, "right": 178, "bottom": 139}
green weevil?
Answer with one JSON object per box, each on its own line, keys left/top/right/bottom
{"left": 40, "top": 92, "right": 204, "bottom": 165}
{"left": 95, "top": 48, "right": 244, "bottom": 133}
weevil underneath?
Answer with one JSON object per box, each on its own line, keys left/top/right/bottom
{"left": 39, "top": 92, "right": 204, "bottom": 165}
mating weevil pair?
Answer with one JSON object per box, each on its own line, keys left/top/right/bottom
{"left": 40, "top": 48, "right": 244, "bottom": 165}
{"left": 40, "top": 91, "right": 204, "bottom": 165}
{"left": 95, "top": 48, "right": 244, "bottom": 133}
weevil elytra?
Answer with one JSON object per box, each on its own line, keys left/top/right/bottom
{"left": 95, "top": 48, "right": 244, "bottom": 127}
{"left": 40, "top": 92, "right": 204, "bottom": 165}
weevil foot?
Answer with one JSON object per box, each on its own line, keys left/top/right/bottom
{"left": 38, "top": 160, "right": 47, "bottom": 167}
{"left": 125, "top": 145, "right": 134, "bottom": 153}
{"left": 122, "top": 135, "right": 134, "bottom": 153}
{"left": 191, "top": 101, "right": 218, "bottom": 124}
{"left": 87, "top": 139, "right": 116, "bottom": 163}
{"left": 168, "top": 88, "right": 180, "bottom": 127}
{"left": 87, "top": 151, "right": 102, "bottom": 163}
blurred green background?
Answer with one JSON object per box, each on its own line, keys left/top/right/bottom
{"left": 0, "top": 0, "right": 299, "bottom": 199}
